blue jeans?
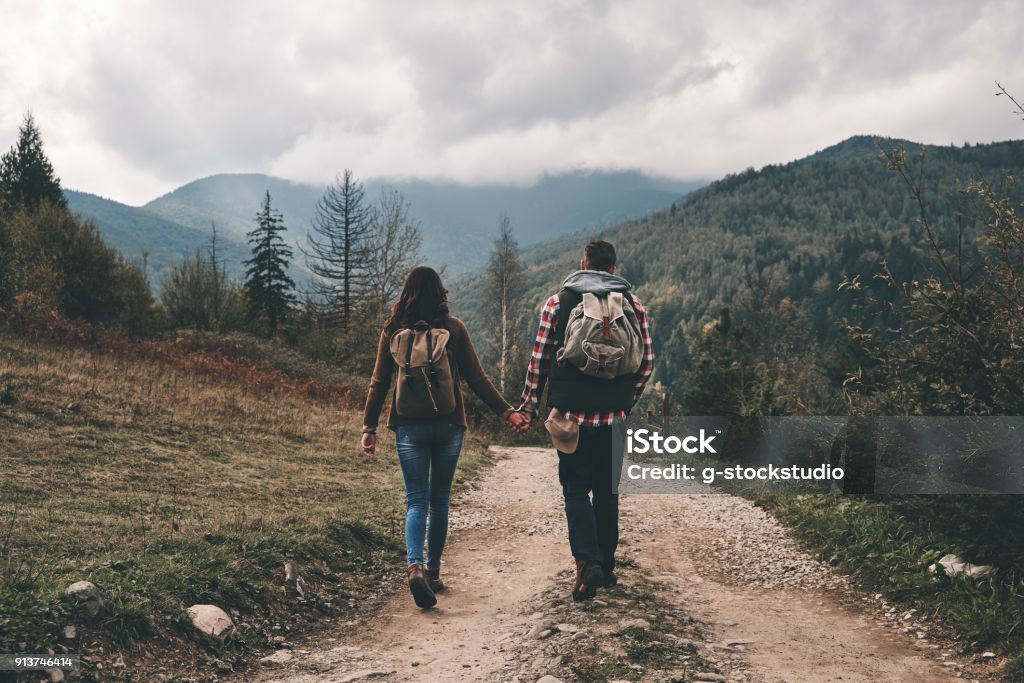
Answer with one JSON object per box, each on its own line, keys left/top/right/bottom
{"left": 395, "top": 423, "right": 465, "bottom": 569}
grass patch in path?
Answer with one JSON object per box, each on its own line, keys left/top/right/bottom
{"left": 0, "top": 332, "right": 492, "bottom": 681}
{"left": 757, "top": 494, "right": 1024, "bottom": 678}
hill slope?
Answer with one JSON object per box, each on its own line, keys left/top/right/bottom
{"left": 64, "top": 190, "right": 252, "bottom": 288}
{"left": 451, "top": 136, "right": 1024, "bottom": 383}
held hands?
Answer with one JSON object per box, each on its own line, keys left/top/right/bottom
{"left": 506, "top": 410, "right": 532, "bottom": 434}
{"left": 360, "top": 431, "right": 377, "bottom": 457}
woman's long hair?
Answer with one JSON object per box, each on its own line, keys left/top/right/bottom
{"left": 385, "top": 266, "right": 450, "bottom": 333}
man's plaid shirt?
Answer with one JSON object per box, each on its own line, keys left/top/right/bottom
{"left": 519, "top": 292, "right": 654, "bottom": 426}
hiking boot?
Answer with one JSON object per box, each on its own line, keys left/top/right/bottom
{"left": 407, "top": 563, "right": 437, "bottom": 608}
{"left": 572, "top": 558, "right": 604, "bottom": 602}
{"left": 603, "top": 568, "right": 618, "bottom": 587}
{"left": 426, "top": 566, "right": 445, "bottom": 593}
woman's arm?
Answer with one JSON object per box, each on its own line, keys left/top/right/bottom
{"left": 452, "top": 319, "right": 513, "bottom": 417}
{"left": 362, "top": 330, "right": 395, "bottom": 433}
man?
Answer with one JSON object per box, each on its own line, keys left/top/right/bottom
{"left": 516, "top": 240, "right": 654, "bottom": 601}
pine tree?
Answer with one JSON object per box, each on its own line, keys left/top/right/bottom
{"left": 243, "top": 190, "right": 295, "bottom": 335}
{"left": 0, "top": 112, "right": 67, "bottom": 215}
{"left": 302, "top": 169, "right": 373, "bottom": 323}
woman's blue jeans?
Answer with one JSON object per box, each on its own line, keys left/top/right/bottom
{"left": 395, "top": 422, "right": 465, "bottom": 569}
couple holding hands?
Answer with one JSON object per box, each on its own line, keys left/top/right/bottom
{"left": 360, "top": 240, "right": 653, "bottom": 608}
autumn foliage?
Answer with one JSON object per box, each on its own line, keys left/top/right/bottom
{"left": 0, "top": 303, "right": 356, "bottom": 408}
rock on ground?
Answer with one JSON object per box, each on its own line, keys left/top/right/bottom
{"left": 187, "top": 604, "right": 235, "bottom": 640}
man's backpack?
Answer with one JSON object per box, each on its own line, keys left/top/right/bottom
{"left": 556, "top": 291, "right": 643, "bottom": 379}
{"left": 389, "top": 322, "right": 457, "bottom": 418}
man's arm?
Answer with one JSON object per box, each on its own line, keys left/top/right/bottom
{"left": 632, "top": 295, "right": 654, "bottom": 404}
{"left": 518, "top": 294, "right": 560, "bottom": 418}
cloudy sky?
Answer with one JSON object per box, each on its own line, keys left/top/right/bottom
{"left": 1, "top": 0, "right": 1022, "bottom": 205}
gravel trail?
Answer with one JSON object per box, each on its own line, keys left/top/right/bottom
{"left": 253, "top": 446, "right": 974, "bottom": 683}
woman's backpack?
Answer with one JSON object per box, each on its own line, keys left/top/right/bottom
{"left": 389, "top": 321, "right": 457, "bottom": 417}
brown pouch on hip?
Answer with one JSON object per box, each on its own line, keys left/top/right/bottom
{"left": 544, "top": 408, "right": 579, "bottom": 454}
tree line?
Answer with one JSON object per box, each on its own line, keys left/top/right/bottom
{"left": 0, "top": 111, "right": 530, "bottom": 391}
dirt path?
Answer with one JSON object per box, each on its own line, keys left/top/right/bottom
{"left": 255, "top": 447, "right": 973, "bottom": 683}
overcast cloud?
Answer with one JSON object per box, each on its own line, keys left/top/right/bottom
{"left": 1, "top": 0, "right": 1021, "bottom": 205}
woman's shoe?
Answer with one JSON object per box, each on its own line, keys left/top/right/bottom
{"left": 426, "top": 566, "right": 446, "bottom": 593}
{"left": 407, "top": 563, "right": 437, "bottom": 608}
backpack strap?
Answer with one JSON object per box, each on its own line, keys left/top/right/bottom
{"left": 554, "top": 288, "right": 582, "bottom": 348}
{"left": 425, "top": 327, "right": 438, "bottom": 386}
{"left": 403, "top": 327, "right": 415, "bottom": 384}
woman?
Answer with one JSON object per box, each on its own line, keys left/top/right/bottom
{"left": 361, "top": 266, "right": 526, "bottom": 608}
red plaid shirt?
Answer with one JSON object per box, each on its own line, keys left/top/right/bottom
{"left": 519, "top": 292, "right": 654, "bottom": 426}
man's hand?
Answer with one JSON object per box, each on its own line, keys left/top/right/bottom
{"left": 360, "top": 432, "right": 377, "bottom": 457}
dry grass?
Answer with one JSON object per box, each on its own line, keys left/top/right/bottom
{"left": 0, "top": 330, "right": 491, "bottom": 680}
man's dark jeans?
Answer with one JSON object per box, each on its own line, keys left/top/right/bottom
{"left": 557, "top": 424, "right": 620, "bottom": 571}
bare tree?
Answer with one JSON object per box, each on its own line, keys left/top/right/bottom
{"left": 302, "top": 170, "right": 373, "bottom": 323}
{"left": 364, "top": 186, "right": 423, "bottom": 320}
{"left": 485, "top": 212, "right": 525, "bottom": 393}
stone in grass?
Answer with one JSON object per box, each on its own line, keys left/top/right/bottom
{"left": 284, "top": 562, "right": 309, "bottom": 598}
{"left": 65, "top": 581, "right": 107, "bottom": 618}
{"left": 536, "top": 676, "right": 564, "bottom": 683}
{"left": 928, "top": 554, "right": 995, "bottom": 580}
{"left": 187, "top": 604, "right": 235, "bottom": 641}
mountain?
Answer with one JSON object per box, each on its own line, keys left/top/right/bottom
{"left": 451, "top": 136, "right": 1024, "bottom": 381}
{"left": 142, "top": 171, "right": 701, "bottom": 275}
{"left": 64, "top": 190, "right": 251, "bottom": 288}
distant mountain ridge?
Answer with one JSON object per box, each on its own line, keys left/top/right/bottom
{"left": 142, "top": 171, "right": 701, "bottom": 273}
{"left": 66, "top": 170, "right": 701, "bottom": 287}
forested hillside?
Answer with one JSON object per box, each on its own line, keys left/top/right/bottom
{"left": 453, "top": 136, "right": 1024, "bottom": 403}
{"left": 64, "top": 190, "right": 251, "bottom": 285}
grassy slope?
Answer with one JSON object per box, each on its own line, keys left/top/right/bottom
{"left": 757, "top": 495, "right": 1024, "bottom": 677}
{"left": 0, "top": 331, "right": 491, "bottom": 680}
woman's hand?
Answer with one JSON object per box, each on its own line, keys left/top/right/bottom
{"left": 361, "top": 431, "right": 377, "bottom": 456}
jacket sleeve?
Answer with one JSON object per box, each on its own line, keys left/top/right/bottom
{"left": 362, "top": 330, "right": 394, "bottom": 430}
{"left": 518, "top": 295, "right": 559, "bottom": 417}
{"left": 452, "top": 319, "right": 513, "bottom": 417}
{"left": 631, "top": 295, "right": 655, "bottom": 403}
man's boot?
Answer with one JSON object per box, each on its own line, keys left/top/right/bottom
{"left": 426, "top": 566, "right": 445, "bottom": 593}
{"left": 604, "top": 557, "right": 618, "bottom": 587}
{"left": 572, "top": 558, "right": 604, "bottom": 602}
{"left": 408, "top": 563, "right": 437, "bottom": 608}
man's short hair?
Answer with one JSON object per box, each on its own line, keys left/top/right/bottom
{"left": 584, "top": 240, "right": 616, "bottom": 272}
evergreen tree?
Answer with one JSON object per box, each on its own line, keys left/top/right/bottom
{"left": 243, "top": 190, "right": 295, "bottom": 335}
{"left": 302, "top": 169, "right": 373, "bottom": 323}
{"left": 0, "top": 112, "right": 66, "bottom": 215}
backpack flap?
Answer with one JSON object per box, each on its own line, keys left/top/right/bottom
{"left": 388, "top": 323, "right": 457, "bottom": 418}
{"left": 556, "top": 292, "right": 643, "bottom": 380}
